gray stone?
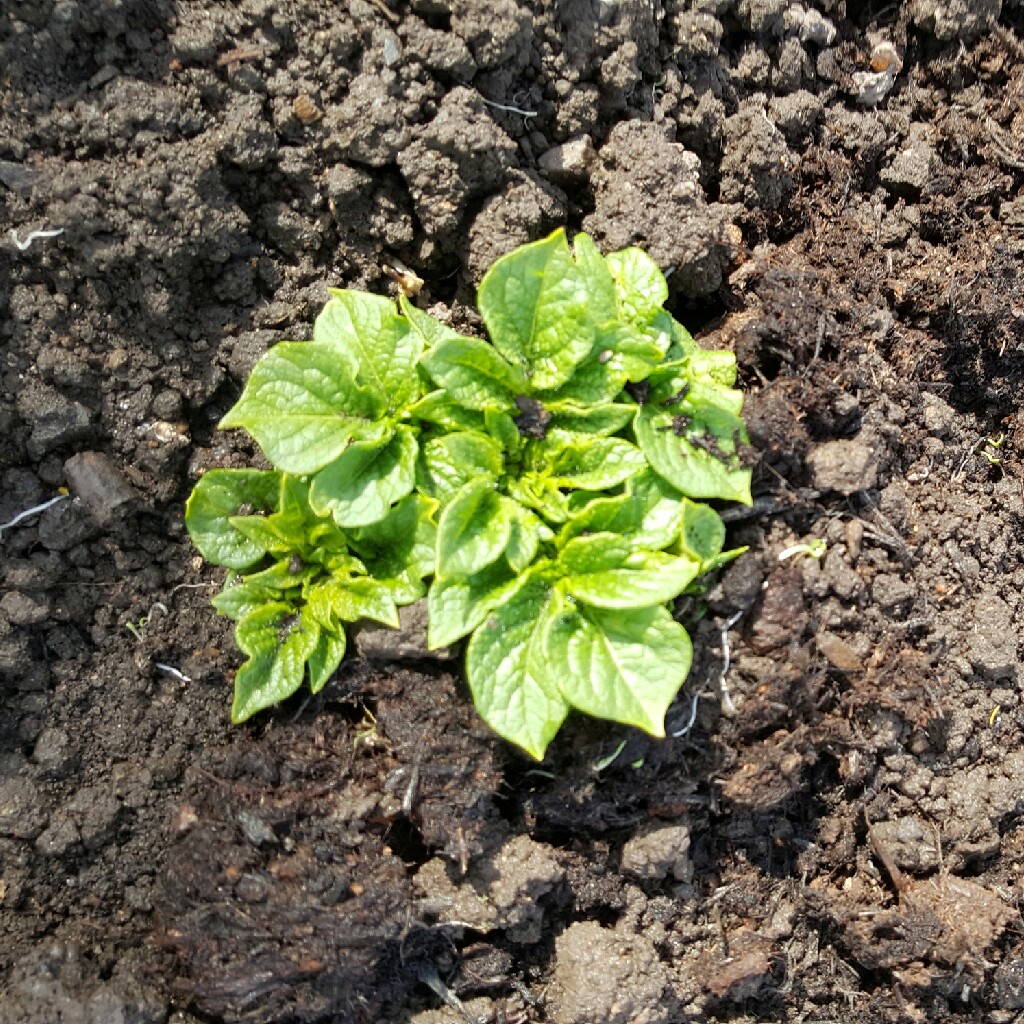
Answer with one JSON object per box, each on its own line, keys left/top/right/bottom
{"left": 33, "top": 727, "right": 76, "bottom": 777}
{"left": 910, "top": 0, "right": 1001, "bottom": 41}
{"left": 870, "top": 816, "right": 940, "bottom": 872}
{"left": 16, "top": 382, "right": 93, "bottom": 459}
{"left": 967, "top": 592, "right": 1017, "bottom": 679}
{"left": 66, "top": 785, "right": 121, "bottom": 851}
{"left": 0, "top": 590, "right": 49, "bottom": 626}
{"left": 548, "top": 920, "right": 674, "bottom": 1024}
{"left": 806, "top": 439, "right": 878, "bottom": 494}
{"left": 238, "top": 809, "right": 277, "bottom": 847}
{"left": 921, "top": 393, "right": 955, "bottom": 436}
{"left": 0, "top": 160, "right": 41, "bottom": 192}
{"left": 871, "top": 573, "right": 916, "bottom": 615}
{"left": 0, "top": 776, "right": 49, "bottom": 839}
{"left": 35, "top": 814, "right": 82, "bottom": 857}
{"left": 63, "top": 452, "right": 137, "bottom": 525}
{"left": 37, "top": 499, "right": 98, "bottom": 552}
{"left": 882, "top": 141, "right": 939, "bottom": 197}
{"left": 995, "top": 957, "right": 1024, "bottom": 1010}
{"left": 538, "top": 135, "right": 597, "bottom": 186}
{"left": 353, "top": 600, "right": 455, "bottom": 661}
{"left": 620, "top": 823, "right": 691, "bottom": 882}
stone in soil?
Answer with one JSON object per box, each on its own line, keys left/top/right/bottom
{"left": 806, "top": 439, "right": 878, "bottom": 495}
{"left": 63, "top": 451, "right": 137, "bottom": 525}
{"left": 546, "top": 919, "right": 675, "bottom": 1024}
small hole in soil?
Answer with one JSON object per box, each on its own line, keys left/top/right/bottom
{"left": 669, "top": 292, "right": 727, "bottom": 336}
{"left": 386, "top": 815, "right": 430, "bottom": 867}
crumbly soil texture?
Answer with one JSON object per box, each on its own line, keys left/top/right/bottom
{"left": 4, "top": 1, "right": 1024, "bottom": 1022}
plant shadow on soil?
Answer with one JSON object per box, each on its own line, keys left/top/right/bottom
{"left": 5, "top": 2, "right": 1024, "bottom": 1023}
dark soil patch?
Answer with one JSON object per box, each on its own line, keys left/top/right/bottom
{"left": 3, "top": 2, "right": 1024, "bottom": 1023}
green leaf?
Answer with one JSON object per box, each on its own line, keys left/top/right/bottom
{"left": 546, "top": 602, "right": 692, "bottom": 736}
{"left": 558, "top": 532, "right": 634, "bottom": 575}
{"left": 306, "top": 576, "right": 400, "bottom": 628}
{"left": 570, "top": 232, "right": 618, "bottom": 324}
{"left": 185, "top": 469, "right": 281, "bottom": 570}
{"left": 315, "top": 290, "right": 422, "bottom": 408}
{"left": 400, "top": 295, "right": 464, "bottom": 348}
{"left": 308, "top": 628, "right": 347, "bottom": 693}
{"left": 543, "top": 432, "right": 647, "bottom": 490}
{"left": 349, "top": 492, "right": 438, "bottom": 586}
{"left": 407, "top": 390, "right": 487, "bottom": 432}
{"left": 419, "top": 336, "right": 527, "bottom": 412}
{"left": 212, "top": 559, "right": 311, "bottom": 621}
{"left": 563, "top": 550, "right": 701, "bottom": 609}
{"left": 606, "top": 247, "right": 668, "bottom": 323}
{"left": 478, "top": 228, "right": 609, "bottom": 391}
{"left": 227, "top": 514, "right": 294, "bottom": 554}
{"left": 435, "top": 480, "right": 513, "bottom": 580}
{"left": 465, "top": 574, "right": 568, "bottom": 759}
{"left": 505, "top": 503, "right": 548, "bottom": 573}
{"left": 310, "top": 424, "right": 417, "bottom": 527}
{"left": 678, "top": 499, "right": 725, "bottom": 566}
{"left": 538, "top": 354, "right": 627, "bottom": 406}
{"left": 688, "top": 349, "right": 738, "bottom": 387}
{"left": 232, "top": 602, "right": 320, "bottom": 723}
{"left": 417, "top": 430, "right": 504, "bottom": 505}
{"left": 601, "top": 322, "right": 669, "bottom": 382}
{"left": 634, "top": 403, "right": 752, "bottom": 504}
{"left": 427, "top": 561, "right": 528, "bottom": 648}
{"left": 485, "top": 410, "right": 523, "bottom": 455}
{"left": 219, "top": 342, "right": 383, "bottom": 474}
{"left": 559, "top": 471, "right": 686, "bottom": 551}
{"left": 506, "top": 473, "right": 572, "bottom": 524}
{"left": 547, "top": 402, "right": 635, "bottom": 436}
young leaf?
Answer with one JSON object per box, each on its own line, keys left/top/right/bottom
{"left": 306, "top": 576, "right": 400, "bottom": 628}
{"left": 506, "top": 473, "right": 572, "bottom": 524}
{"left": 185, "top": 469, "right": 281, "bottom": 569}
{"left": 419, "top": 336, "right": 527, "bottom": 412}
{"left": 505, "top": 503, "right": 549, "bottom": 574}
{"left": 315, "top": 289, "right": 423, "bottom": 408}
{"left": 679, "top": 499, "right": 726, "bottom": 566}
{"left": 418, "top": 430, "right": 504, "bottom": 505}
{"left": 308, "top": 628, "right": 347, "bottom": 694}
{"left": 546, "top": 602, "right": 692, "bottom": 736}
{"left": 635, "top": 404, "right": 752, "bottom": 505}
{"left": 543, "top": 432, "right": 647, "bottom": 491}
{"left": 605, "top": 247, "right": 669, "bottom": 323}
{"left": 478, "top": 229, "right": 609, "bottom": 391}
{"left": 688, "top": 349, "right": 739, "bottom": 387}
{"left": 408, "top": 390, "right": 487, "bottom": 432}
{"left": 436, "top": 479, "right": 513, "bottom": 579}
{"left": 427, "top": 561, "right": 529, "bottom": 649}
{"left": 212, "top": 559, "right": 312, "bottom": 621}
{"left": 309, "top": 424, "right": 417, "bottom": 528}
{"left": 219, "top": 342, "right": 382, "bottom": 474}
{"left": 547, "top": 402, "right": 635, "bottom": 436}
{"left": 570, "top": 232, "right": 618, "bottom": 324}
{"left": 232, "top": 602, "right": 320, "bottom": 723}
{"left": 560, "top": 471, "right": 687, "bottom": 552}
{"left": 558, "top": 532, "right": 634, "bottom": 575}
{"left": 562, "top": 550, "right": 701, "bottom": 609}
{"left": 400, "top": 295, "right": 465, "bottom": 348}
{"left": 349, "top": 492, "right": 438, "bottom": 586}
{"left": 465, "top": 574, "right": 568, "bottom": 759}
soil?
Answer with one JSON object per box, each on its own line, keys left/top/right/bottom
{"left": 3, "top": 1, "right": 1024, "bottom": 1022}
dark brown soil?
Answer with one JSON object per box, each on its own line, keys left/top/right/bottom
{"left": 3, "top": 2, "right": 1024, "bottom": 1022}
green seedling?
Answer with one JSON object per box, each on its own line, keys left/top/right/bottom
{"left": 778, "top": 538, "right": 827, "bottom": 561}
{"left": 186, "top": 229, "right": 752, "bottom": 758}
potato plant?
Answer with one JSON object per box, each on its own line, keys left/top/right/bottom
{"left": 186, "top": 229, "right": 751, "bottom": 758}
